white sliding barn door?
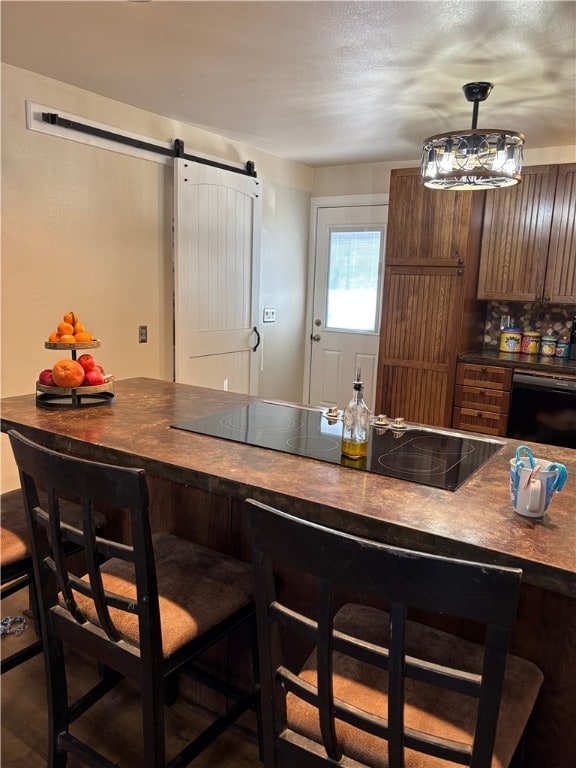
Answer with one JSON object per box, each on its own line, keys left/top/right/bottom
{"left": 174, "top": 159, "right": 262, "bottom": 394}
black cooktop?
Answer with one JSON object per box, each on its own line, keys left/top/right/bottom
{"left": 172, "top": 401, "right": 504, "bottom": 491}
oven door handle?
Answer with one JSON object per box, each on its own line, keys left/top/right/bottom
{"left": 513, "top": 373, "right": 576, "bottom": 393}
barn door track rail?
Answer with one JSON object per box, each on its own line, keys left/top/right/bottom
{"left": 41, "top": 112, "right": 257, "bottom": 177}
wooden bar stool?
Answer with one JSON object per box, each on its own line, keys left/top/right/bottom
{"left": 1, "top": 488, "right": 43, "bottom": 671}
{"left": 1, "top": 488, "right": 105, "bottom": 674}
{"left": 245, "top": 499, "right": 544, "bottom": 768}
{"left": 8, "top": 429, "right": 260, "bottom": 768}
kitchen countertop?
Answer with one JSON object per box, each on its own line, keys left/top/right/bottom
{"left": 2, "top": 377, "right": 575, "bottom": 597}
{"left": 459, "top": 347, "right": 576, "bottom": 374}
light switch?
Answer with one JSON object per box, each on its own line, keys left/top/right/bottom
{"left": 263, "top": 307, "right": 276, "bottom": 323}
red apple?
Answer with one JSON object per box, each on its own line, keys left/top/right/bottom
{"left": 95, "top": 364, "right": 105, "bottom": 374}
{"left": 82, "top": 369, "right": 105, "bottom": 386}
{"left": 38, "top": 368, "right": 55, "bottom": 386}
{"left": 77, "top": 354, "right": 96, "bottom": 372}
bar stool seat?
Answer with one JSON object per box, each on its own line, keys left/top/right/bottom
{"left": 2, "top": 488, "right": 105, "bottom": 565}
{"left": 2, "top": 488, "right": 32, "bottom": 565}
{"left": 71, "top": 530, "right": 255, "bottom": 657}
{"left": 288, "top": 603, "right": 543, "bottom": 768}
{"left": 1, "top": 488, "right": 106, "bottom": 674}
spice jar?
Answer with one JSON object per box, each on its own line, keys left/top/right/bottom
{"left": 521, "top": 330, "right": 541, "bottom": 355}
{"left": 540, "top": 335, "right": 557, "bottom": 356}
{"left": 499, "top": 327, "right": 522, "bottom": 353}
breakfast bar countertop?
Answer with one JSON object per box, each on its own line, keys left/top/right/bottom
{"left": 1, "top": 376, "right": 575, "bottom": 597}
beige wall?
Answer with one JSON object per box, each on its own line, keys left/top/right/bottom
{"left": 1, "top": 64, "right": 313, "bottom": 490}
{"left": 313, "top": 146, "right": 576, "bottom": 196}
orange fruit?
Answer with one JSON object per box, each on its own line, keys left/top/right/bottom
{"left": 63, "top": 312, "right": 78, "bottom": 326}
{"left": 52, "top": 359, "right": 85, "bottom": 388}
{"left": 73, "top": 322, "right": 85, "bottom": 334}
{"left": 74, "top": 331, "right": 93, "bottom": 342}
{"left": 59, "top": 334, "right": 76, "bottom": 343}
{"left": 48, "top": 331, "right": 61, "bottom": 342}
{"left": 57, "top": 321, "right": 74, "bottom": 336}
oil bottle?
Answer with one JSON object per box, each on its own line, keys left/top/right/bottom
{"left": 341, "top": 371, "right": 371, "bottom": 459}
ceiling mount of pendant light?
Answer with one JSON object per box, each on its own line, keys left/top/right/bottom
{"left": 421, "top": 82, "right": 525, "bottom": 191}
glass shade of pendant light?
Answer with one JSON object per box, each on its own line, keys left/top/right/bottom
{"left": 421, "top": 82, "right": 525, "bottom": 190}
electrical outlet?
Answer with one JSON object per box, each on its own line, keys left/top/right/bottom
{"left": 138, "top": 325, "right": 148, "bottom": 343}
{"left": 263, "top": 307, "right": 276, "bottom": 323}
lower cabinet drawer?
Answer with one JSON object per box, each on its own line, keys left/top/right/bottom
{"left": 456, "top": 363, "right": 512, "bottom": 391}
{"left": 454, "top": 385, "right": 511, "bottom": 414}
{"left": 452, "top": 407, "right": 508, "bottom": 437}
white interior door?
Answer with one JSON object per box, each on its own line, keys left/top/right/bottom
{"left": 306, "top": 203, "right": 388, "bottom": 410}
{"left": 174, "top": 159, "right": 262, "bottom": 394}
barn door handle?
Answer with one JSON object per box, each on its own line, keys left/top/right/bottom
{"left": 252, "top": 326, "right": 261, "bottom": 352}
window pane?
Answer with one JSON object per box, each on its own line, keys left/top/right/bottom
{"left": 326, "top": 229, "right": 382, "bottom": 331}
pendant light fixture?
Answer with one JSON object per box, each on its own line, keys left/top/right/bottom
{"left": 421, "top": 82, "right": 525, "bottom": 190}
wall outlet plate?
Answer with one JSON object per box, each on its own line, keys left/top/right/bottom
{"left": 138, "top": 325, "right": 148, "bottom": 343}
{"left": 263, "top": 307, "right": 276, "bottom": 323}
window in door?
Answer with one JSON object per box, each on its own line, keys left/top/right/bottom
{"left": 326, "top": 228, "right": 383, "bottom": 332}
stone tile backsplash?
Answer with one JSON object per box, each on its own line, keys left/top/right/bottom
{"left": 483, "top": 302, "right": 576, "bottom": 348}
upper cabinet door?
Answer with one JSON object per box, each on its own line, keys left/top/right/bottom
{"left": 477, "top": 165, "right": 559, "bottom": 301}
{"left": 545, "top": 163, "right": 576, "bottom": 303}
{"left": 385, "top": 169, "right": 481, "bottom": 267}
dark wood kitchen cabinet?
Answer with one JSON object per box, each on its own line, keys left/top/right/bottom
{"left": 477, "top": 163, "right": 576, "bottom": 303}
{"left": 453, "top": 362, "right": 512, "bottom": 436}
{"left": 385, "top": 169, "right": 479, "bottom": 267}
{"left": 547, "top": 163, "right": 576, "bottom": 302}
{"left": 375, "top": 169, "right": 485, "bottom": 427}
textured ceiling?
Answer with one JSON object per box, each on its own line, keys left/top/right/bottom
{"left": 2, "top": 0, "right": 575, "bottom": 167}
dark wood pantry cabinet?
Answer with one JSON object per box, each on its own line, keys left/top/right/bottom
{"left": 477, "top": 163, "right": 576, "bottom": 303}
{"left": 375, "top": 168, "right": 485, "bottom": 427}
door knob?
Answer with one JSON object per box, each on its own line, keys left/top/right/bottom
{"left": 311, "top": 334, "right": 321, "bottom": 342}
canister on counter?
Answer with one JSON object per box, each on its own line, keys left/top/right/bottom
{"left": 556, "top": 338, "right": 570, "bottom": 358}
{"left": 540, "top": 334, "right": 557, "bottom": 356}
{"left": 499, "top": 327, "right": 522, "bottom": 353}
{"left": 520, "top": 330, "right": 541, "bottom": 355}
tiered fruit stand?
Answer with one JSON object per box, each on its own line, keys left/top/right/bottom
{"left": 36, "top": 340, "right": 114, "bottom": 409}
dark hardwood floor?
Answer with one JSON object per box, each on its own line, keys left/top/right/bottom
{"left": 1, "top": 590, "right": 261, "bottom": 768}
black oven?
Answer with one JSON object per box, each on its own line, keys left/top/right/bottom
{"left": 507, "top": 371, "right": 576, "bottom": 448}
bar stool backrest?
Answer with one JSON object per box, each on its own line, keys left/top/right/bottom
{"left": 245, "top": 499, "right": 536, "bottom": 768}
{"left": 8, "top": 430, "right": 161, "bottom": 673}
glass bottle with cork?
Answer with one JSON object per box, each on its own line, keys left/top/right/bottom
{"left": 341, "top": 369, "right": 371, "bottom": 460}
